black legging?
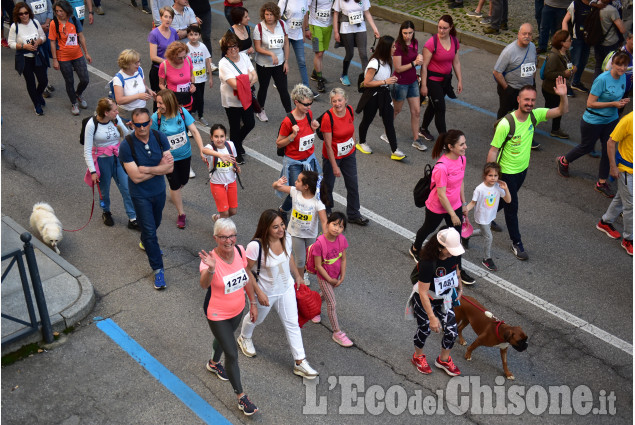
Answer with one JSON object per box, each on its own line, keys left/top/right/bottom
{"left": 207, "top": 311, "right": 244, "bottom": 394}
{"left": 224, "top": 105, "right": 255, "bottom": 156}
{"left": 22, "top": 56, "right": 48, "bottom": 107}
{"left": 255, "top": 63, "right": 292, "bottom": 112}
{"left": 421, "top": 78, "right": 447, "bottom": 134}
{"left": 413, "top": 205, "right": 462, "bottom": 250}
{"left": 358, "top": 88, "right": 397, "bottom": 152}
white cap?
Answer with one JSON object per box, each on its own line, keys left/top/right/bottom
{"left": 437, "top": 228, "right": 465, "bottom": 256}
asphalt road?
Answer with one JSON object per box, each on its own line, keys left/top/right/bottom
{"left": 1, "top": 0, "right": 632, "bottom": 423}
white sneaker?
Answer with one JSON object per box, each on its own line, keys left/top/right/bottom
{"left": 210, "top": 62, "right": 218, "bottom": 72}
{"left": 293, "top": 359, "right": 318, "bottom": 379}
{"left": 391, "top": 149, "right": 406, "bottom": 161}
{"left": 256, "top": 110, "right": 269, "bottom": 122}
{"left": 189, "top": 167, "right": 196, "bottom": 178}
{"left": 412, "top": 140, "right": 428, "bottom": 151}
{"left": 379, "top": 134, "right": 389, "bottom": 144}
{"left": 237, "top": 335, "right": 256, "bottom": 357}
{"left": 303, "top": 271, "right": 311, "bottom": 286}
{"left": 356, "top": 143, "right": 373, "bottom": 154}
{"left": 71, "top": 104, "right": 80, "bottom": 115}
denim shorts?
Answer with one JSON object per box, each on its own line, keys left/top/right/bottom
{"left": 391, "top": 80, "right": 419, "bottom": 101}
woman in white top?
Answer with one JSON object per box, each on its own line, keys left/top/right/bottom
{"left": 83, "top": 98, "right": 139, "bottom": 229}
{"left": 8, "top": 2, "right": 48, "bottom": 116}
{"left": 253, "top": 1, "right": 292, "bottom": 122}
{"left": 113, "top": 49, "right": 155, "bottom": 122}
{"left": 332, "top": 0, "right": 379, "bottom": 87}
{"left": 237, "top": 209, "right": 319, "bottom": 380}
{"left": 218, "top": 32, "right": 258, "bottom": 165}
{"left": 277, "top": 0, "right": 312, "bottom": 91}
{"left": 355, "top": 35, "right": 404, "bottom": 161}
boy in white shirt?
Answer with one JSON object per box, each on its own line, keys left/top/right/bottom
{"left": 187, "top": 24, "right": 213, "bottom": 126}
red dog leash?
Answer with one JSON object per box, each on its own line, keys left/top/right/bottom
{"left": 62, "top": 184, "right": 103, "bottom": 232}
{"left": 461, "top": 296, "right": 507, "bottom": 344}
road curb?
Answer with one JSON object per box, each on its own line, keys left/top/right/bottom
{"left": 1, "top": 216, "right": 95, "bottom": 355}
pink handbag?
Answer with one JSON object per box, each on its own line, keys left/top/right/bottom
{"left": 461, "top": 215, "right": 474, "bottom": 238}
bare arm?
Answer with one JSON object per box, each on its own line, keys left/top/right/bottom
{"left": 588, "top": 93, "right": 631, "bottom": 109}
{"left": 78, "top": 32, "right": 91, "bottom": 63}
{"left": 607, "top": 137, "right": 620, "bottom": 179}
{"left": 323, "top": 132, "right": 341, "bottom": 178}
{"left": 452, "top": 50, "right": 463, "bottom": 94}
{"left": 493, "top": 70, "right": 507, "bottom": 89}
{"left": 486, "top": 146, "right": 499, "bottom": 163}
{"left": 436, "top": 186, "right": 461, "bottom": 226}
{"left": 420, "top": 47, "right": 432, "bottom": 95}
{"left": 149, "top": 42, "right": 163, "bottom": 64}
{"left": 363, "top": 9, "right": 379, "bottom": 38}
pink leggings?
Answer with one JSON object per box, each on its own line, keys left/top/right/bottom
{"left": 317, "top": 276, "right": 340, "bottom": 333}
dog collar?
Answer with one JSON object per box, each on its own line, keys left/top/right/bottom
{"left": 495, "top": 321, "right": 506, "bottom": 344}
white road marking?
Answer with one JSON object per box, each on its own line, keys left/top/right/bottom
{"left": 86, "top": 55, "right": 633, "bottom": 357}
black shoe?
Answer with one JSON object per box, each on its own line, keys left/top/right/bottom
{"left": 500, "top": 22, "right": 508, "bottom": 30}
{"left": 531, "top": 140, "right": 542, "bottom": 150}
{"left": 571, "top": 81, "right": 589, "bottom": 93}
{"left": 317, "top": 78, "right": 326, "bottom": 93}
{"left": 128, "top": 219, "right": 141, "bottom": 231}
{"left": 46, "top": 84, "right": 55, "bottom": 92}
{"left": 511, "top": 242, "right": 529, "bottom": 260}
{"left": 142, "top": 6, "right": 151, "bottom": 13}
{"left": 482, "top": 258, "right": 497, "bottom": 272}
{"left": 42, "top": 89, "right": 51, "bottom": 98}
{"left": 483, "top": 26, "right": 500, "bottom": 35}
{"left": 130, "top": 0, "right": 137, "bottom": 6}
{"left": 461, "top": 270, "right": 475, "bottom": 285}
{"left": 102, "top": 211, "right": 114, "bottom": 226}
{"left": 418, "top": 127, "right": 434, "bottom": 142}
{"left": 536, "top": 47, "right": 547, "bottom": 54}
{"left": 349, "top": 216, "right": 369, "bottom": 226}
{"left": 236, "top": 155, "right": 245, "bottom": 165}
{"left": 490, "top": 221, "right": 503, "bottom": 232}
{"left": 409, "top": 244, "right": 420, "bottom": 263}
{"left": 311, "top": 69, "right": 319, "bottom": 81}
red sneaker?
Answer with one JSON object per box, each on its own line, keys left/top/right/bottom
{"left": 412, "top": 353, "right": 432, "bottom": 374}
{"left": 622, "top": 239, "right": 633, "bottom": 256}
{"left": 596, "top": 220, "right": 621, "bottom": 239}
{"left": 177, "top": 214, "right": 186, "bottom": 229}
{"left": 435, "top": 355, "right": 461, "bottom": 376}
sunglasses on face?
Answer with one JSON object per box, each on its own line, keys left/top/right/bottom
{"left": 18, "top": 11, "right": 29, "bottom": 15}
{"left": 297, "top": 100, "right": 313, "bottom": 107}
{"left": 133, "top": 120, "right": 151, "bottom": 128}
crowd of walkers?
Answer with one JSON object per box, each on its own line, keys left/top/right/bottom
{"left": 4, "top": 0, "right": 632, "bottom": 417}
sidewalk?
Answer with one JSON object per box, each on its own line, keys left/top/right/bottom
{"left": 1, "top": 215, "right": 95, "bottom": 356}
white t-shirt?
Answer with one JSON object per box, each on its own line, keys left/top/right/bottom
{"left": 170, "top": 6, "right": 197, "bottom": 31}
{"left": 246, "top": 233, "right": 294, "bottom": 296}
{"left": 309, "top": 0, "right": 333, "bottom": 27}
{"left": 113, "top": 67, "right": 147, "bottom": 111}
{"left": 253, "top": 20, "right": 287, "bottom": 67}
{"left": 333, "top": 0, "right": 369, "bottom": 34}
{"left": 365, "top": 58, "right": 391, "bottom": 83}
{"left": 279, "top": 0, "right": 308, "bottom": 40}
{"left": 187, "top": 42, "right": 211, "bottom": 84}
{"left": 471, "top": 182, "right": 506, "bottom": 225}
{"left": 287, "top": 187, "right": 325, "bottom": 238}
{"left": 204, "top": 141, "right": 237, "bottom": 185}
{"left": 219, "top": 52, "right": 254, "bottom": 108}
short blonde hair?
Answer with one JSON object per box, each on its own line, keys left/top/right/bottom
{"left": 159, "top": 6, "right": 174, "bottom": 18}
{"left": 165, "top": 41, "right": 189, "bottom": 63}
{"left": 117, "top": 49, "right": 140, "bottom": 70}
{"left": 329, "top": 87, "right": 347, "bottom": 102}
{"left": 291, "top": 84, "right": 314, "bottom": 103}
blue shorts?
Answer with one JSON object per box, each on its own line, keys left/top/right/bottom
{"left": 391, "top": 80, "right": 419, "bottom": 101}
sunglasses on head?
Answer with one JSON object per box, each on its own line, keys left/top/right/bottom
{"left": 133, "top": 120, "right": 151, "bottom": 128}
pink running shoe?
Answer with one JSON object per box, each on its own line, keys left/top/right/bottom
{"left": 332, "top": 331, "right": 353, "bottom": 347}
{"left": 311, "top": 314, "right": 321, "bottom": 324}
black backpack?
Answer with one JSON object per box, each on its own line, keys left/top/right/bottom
{"left": 79, "top": 116, "right": 118, "bottom": 145}
{"left": 277, "top": 111, "right": 313, "bottom": 156}
{"left": 583, "top": 7, "right": 614, "bottom": 46}
{"left": 315, "top": 105, "right": 353, "bottom": 141}
{"left": 413, "top": 162, "right": 441, "bottom": 208}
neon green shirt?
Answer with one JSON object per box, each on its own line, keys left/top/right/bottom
{"left": 491, "top": 108, "right": 548, "bottom": 174}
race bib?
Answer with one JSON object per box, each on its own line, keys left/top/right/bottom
{"left": 336, "top": 137, "right": 354, "bottom": 156}
{"left": 31, "top": 0, "right": 46, "bottom": 14}
{"left": 24, "top": 33, "right": 38, "bottom": 46}
{"left": 566, "top": 62, "right": 573, "bottom": 70}
{"left": 292, "top": 209, "right": 312, "bottom": 222}
{"left": 268, "top": 35, "right": 284, "bottom": 49}
{"left": 348, "top": 10, "right": 363, "bottom": 25}
{"left": 65, "top": 32, "right": 78, "bottom": 46}
{"left": 75, "top": 5, "right": 84, "bottom": 19}
{"left": 433, "top": 270, "right": 459, "bottom": 296}
{"left": 520, "top": 62, "right": 535, "bottom": 78}
{"left": 167, "top": 131, "right": 188, "bottom": 150}
{"left": 176, "top": 82, "right": 190, "bottom": 92}
{"left": 315, "top": 9, "right": 330, "bottom": 22}
{"left": 223, "top": 268, "right": 248, "bottom": 294}
{"left": 193, "top": 68, "right": 206, "bottom": 77}
{"left": 288, "top": 19, "right": 303, "bottom": 29}
{"left": 215, "top": 160, "right": 232, "bottom": 172}
{"left": 291, "top": 207, "right": 314, "bottom": 231}
{"left": 297, "top": 133, "right": 315, "bottom": 152}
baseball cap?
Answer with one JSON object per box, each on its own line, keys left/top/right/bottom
{"left": 437, "top": 228, "right": 465, "bottom": 256}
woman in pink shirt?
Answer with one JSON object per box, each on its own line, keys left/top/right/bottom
{"left": 419, "top": 15, "right": 463, "bottom": 143}
{"left": 409, "top": 130, "right": 475, "bottom": 285}
{"left": 159, "top": 41, "right": 195, "bottom": 110}
{"left": 199, "top": 218, "right": 259, "bottom": 416}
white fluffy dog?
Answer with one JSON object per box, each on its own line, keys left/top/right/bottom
{"left": 29, "top": 202, "right": 63, "bottom": 254}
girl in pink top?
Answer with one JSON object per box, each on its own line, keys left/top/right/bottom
{"left": 309, "top": 212, "right": 352, "bottom": 348}
{"left": 419, "top": 15, "right": 463, "bottom": 143}
{"left": 410, "top": 130, "right": 476, "bottom": 285}
{"left": 199, "top": 218, "right": 259, "bottom": 416}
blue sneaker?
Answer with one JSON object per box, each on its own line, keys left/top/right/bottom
{"left": 154, "top": 269, "right": 166, "bottom": 290}
{"left": 340, "top": 75, "right": 351, "bottom": 86}
{"left": 35, "top": 105, "right": 44, "bottom": 116}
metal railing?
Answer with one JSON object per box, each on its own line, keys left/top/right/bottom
{"left": 1, "top": 232, "right": 54, "bottom": 346}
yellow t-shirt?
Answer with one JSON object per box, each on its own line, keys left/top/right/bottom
{"left": 610, "top": 112, "right": 633, "bottom": 174}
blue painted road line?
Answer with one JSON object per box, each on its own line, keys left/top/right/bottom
{"left": 96, "top": 318, "right": 232, "bottom": 425}
{"left": 209, "top": 6, "right": 576, "bottom": 147}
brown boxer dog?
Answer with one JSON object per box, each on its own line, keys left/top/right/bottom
{"left": 455, "top": 295, "right": 528, "bottom": 380}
